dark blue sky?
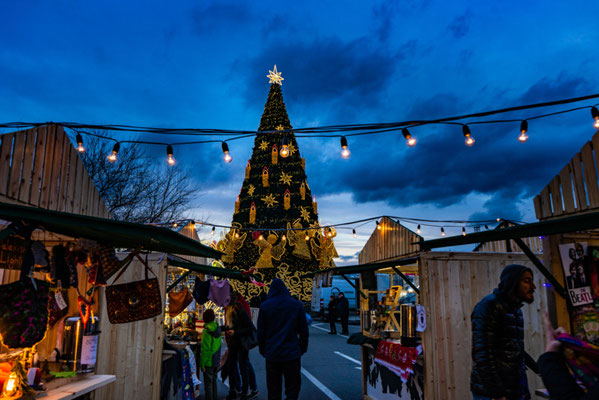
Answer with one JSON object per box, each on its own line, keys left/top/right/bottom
{"left": 2, "top": 1, "right": 598, "bottom": 263}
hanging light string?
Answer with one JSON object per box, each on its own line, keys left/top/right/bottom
{"left": 152, "top": 215, "right": 504, "bottom": 237}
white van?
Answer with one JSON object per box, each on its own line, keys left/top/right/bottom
{"left": 310, "top": 275, "right": 358, "bottom": 320}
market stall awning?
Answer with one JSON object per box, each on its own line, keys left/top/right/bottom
{"left": 419, "top": 210, "right": 599, "bottom": 250}
{"left": 167, "top": 255, "right": 261, "bottom": 282}
{"left": 0, "top": 201, "right": 223, "bottom": 259}
{"left": 301, "top": 256, "right": 420, "bottom": 278}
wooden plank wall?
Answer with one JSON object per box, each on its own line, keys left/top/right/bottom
{"left": 534, "top": 128, "right": 599, "bottom": 220}
{"left": 95, "top": 253, "right": 167, "bottom": 400}
{"left": 0, "top": 124, "right": 110, "bottom": 219}
{"left": 358, "top": 216, "right": 421, "bottom": 264}
{"left": 475, "top": 235, "right": 543, "bottom": 253}
{"left": 419, "top": 252, "right": 548, "bottom": 400}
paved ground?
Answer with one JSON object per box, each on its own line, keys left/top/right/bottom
{"left": 207, "top": 320, "right": 363, "bottom": 399}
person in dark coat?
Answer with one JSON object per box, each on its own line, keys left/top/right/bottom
{"left": 470, "top": 264, "right": 536, "bottom": 400}
{"left": 328, "top": 294, "right": 337, "bottom": 334}
{"left": 336, "top": 292, "right": 349, "bottom": 335}
{"left": 258, "top": 278, "right": 309, "bottom": 400}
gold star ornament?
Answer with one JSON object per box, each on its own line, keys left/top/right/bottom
{"left": 279, "top": 172, "right": 292, "bottom": 185}
{"left": 261, "top": 193, "right": 279, "bottom": 208}
{"left": 259, "top": 140, "right": 269, "bottom": 151}
{"left": 287, "top": 143, "right": 296, "bottom": 156}
{"left": 300, "top": 206, "right": 311, "bottom": 222}
{"left": 248, "top": 184, "right": 255, "bottom": 196}
{"left": 267, "top": 65, "right": 284, "bottom": 85}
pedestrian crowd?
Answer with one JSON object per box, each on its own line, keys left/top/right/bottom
{"left": 197, "top": 278, "right": 309, "bottom": 400}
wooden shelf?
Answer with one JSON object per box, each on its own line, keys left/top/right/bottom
{"left": 39, "top": 374, "right": 116, "bottom": 400}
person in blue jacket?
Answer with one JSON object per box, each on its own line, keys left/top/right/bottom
{"left": 258, "top": 278, "right": 309, "bottom": 400}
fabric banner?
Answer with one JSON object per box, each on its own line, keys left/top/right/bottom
{"left": 374, "top": 340, "right": 422, "bottom": 382}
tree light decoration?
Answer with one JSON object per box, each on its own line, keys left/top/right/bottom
{"left": 166, "top": 145, "right": 175, "bottom": 166}
{"left": 463, "top": 125, "right": 475, "bottom": 146}
{"left": 267, "top": 65, "right": 284, "bottom": 85}
{"left": 222, "top": 142, "right": 232, "bottom": 163}
{"left": 107, "top": 142, "right": 120, "bottom": 162}
{"left": 3, "top": 372, "right": 18, "bottom": 396}
{"left": 340, "top": 136, "right": 351, "bottom": 158}
{"left": 518, "top": 120, "right": 529, "bottom": 143}
{"left": 76, "top": 133, "right": 85, "bottom": 153}
{"left": 280, "top": 136, "right": 290, "bottom": 158}
{"left": 402, "top": 128, "right": 416, "bottom": 147}
{"left": 592, "top": 106, "right": 599, "bottom": 129}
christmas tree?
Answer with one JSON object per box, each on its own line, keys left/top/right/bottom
{"left": 218, "top": 66, "right": 338, "bottom": 302}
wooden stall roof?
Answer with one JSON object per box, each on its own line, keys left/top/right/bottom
{"left": 419, "top": 209, "right": 599, "bottom": 250}
{"left": 0, "top": 124, "right": 110, "bottom": 218}
{"left": 358, "top": 216, "right": 421, "bottom": 264}
{"left": 534, "top": 128, "right": 599, "bottom": 220}
{"left": 0, "top": 201, "right": 223, "bottom": 258}
{"left": 301, "top": 255, "right": 419, "bottom": 277}
{"left": 473, "top": 220, "right": 543, "bottom": 253}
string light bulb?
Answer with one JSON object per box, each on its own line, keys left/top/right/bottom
{"left": 107, "top": 142, "right": 120, "bottom": 162}
{"left": 282, "top": 234, "right": 286, "bottom": 241}
{"left": 463, "top": 125, "right": 475, "bottom": 146}
{"left": 76, "top": 133, "right": 85, "bottom": 153}
{"left": 462, "top": 227, "right": 466, "bottom": 236}
{"left": 376, "top": 220, "right": 381, "bottom": 230}
{"left": 172, "top": 222, "right": 178, "bottom": 228}
{"left": 592, "top": 106, "right": 599, "bottom": 129}
{"left": 417, "top": 224, "right": 421, "bottom": 234}
{"left": 484, "top": 224, "right": 489, "bottom": 230}
{"left": 222, "top": 142, "right": 232, "bottom": 163}
{"left": 340, "top": 136, "right": 351, "bottom": 158}
{"left": 441, "top": 227, "right": 446, "bottom": 236}
{"left": 402, "top": 128, "right": 416, "bottom": 147}
{"left": 166, "top": 145, "right": 175, "bottom": 166}
{"left": 518, "top": 120, "right": 529, "bottom": 143}
{"left": 280, "top": 136, "right": 290, "bottom": 158}
{"left": 305, "top": 233, "right": 310, "bottom": 241}
{"left": 211, "top": 226, "right": 215, "bottom": 235}
{"left": 235, "top": 232, "right": 240, "bottom": 238}
{"left": 190, "top": 220, "right": 196, "bottom": 229}
{"left": 352, "top": 228, "right": 357, "bottom": 238}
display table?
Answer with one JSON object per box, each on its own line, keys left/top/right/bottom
{"left": 40, "top": 374, "right": 116, "bottom": 400}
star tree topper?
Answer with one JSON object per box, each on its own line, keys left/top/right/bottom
{"left": 267, "top": 65, "right": 284, "bottom": 85}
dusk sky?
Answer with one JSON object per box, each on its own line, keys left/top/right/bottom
{"left": 1, "top": 1, "right": 598, "bottom": 264}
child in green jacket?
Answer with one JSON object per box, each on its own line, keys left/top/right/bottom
{"left": 200, "top": 309, "right": 222, "bottom": 400}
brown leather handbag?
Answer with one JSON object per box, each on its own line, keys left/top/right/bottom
{"left": 105, "top": 255, "right": 162, "bottom": 324}
{"left": 168, "top": 287, "right": 193, "bottom": 317}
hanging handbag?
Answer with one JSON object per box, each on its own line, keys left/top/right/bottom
{"left": 105, "top": 254, "right": 162, "bottom": 324}
{"left": 168, "top": 287, "right": 193, "bottom": 317}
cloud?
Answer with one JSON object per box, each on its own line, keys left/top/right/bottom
{"left": 189, "top": 2, "right": 253, "bottom": 36}
{"left": 468, "top": 188, "right": 525, "bottom": 222}
{"left": 371, "top": 1, "right": 399, "bottom": 42}
{"left": 447, "top": 12, "right": 472, "bottom": 39}
{"left": 519, "top": 72, "right": 593, "bottom": 104}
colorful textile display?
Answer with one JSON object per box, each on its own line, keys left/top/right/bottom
{"left": 558, "top": 333, "right": 599, "bottom": 389}
{"left": 209, "top": 279, "right": 231, "bottom": 307}
{"left": 192, "top": 277, "right": 211, "bottom": 305}
{"left": 374, "top": 341, "right": 422, "bottom": 382}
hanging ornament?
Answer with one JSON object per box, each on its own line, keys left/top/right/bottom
{"left": 286, "top": 220, "right": 311, "bottom": 259}
{"left": 271, "top": 144, "right": 279, "bottom": 165}
{"left": 262, "top": 166, "right": 269, "bottom": 187}
{"left": 301, "top": 158, "right": 306, "bottom": 169}
{"left": 284, "top": 189, "right": 291, "bottom": 210}
{"left": 234, "top": 195, "right": 240, "bottom": 214}
{"left": 261, "top": 194, "right": 278, "bottom": 208}
{"left": 245, "top": 161, "right": 251, "bottom": 179}
{"left": 259, "top": 140, "right": 269, "bottom": 151}
{"left": 249, "top": 202, "right": 256, "bottom": 224}
{"left": 247, "top": 184, "right": 256, "bottom": 196}
{"left": 299, "top": 206, "right": 311, "bottom": 223}
{"left": 300, "top": 182, "right": 306, "bottom": 200}
{"left": 311, "top": 227, "right": 339, "bottom": 269}
{"left": 253, "top": 233, "right": 286, "bottom": 269}
{"left": 279, "top": 171, "right": 292, "bottom": 185}
{"left": 312, "top": 195, "right": 318, "bottom": 214}
{"left": 77, "top": 295, "right": 91, "bottom": 330}
{"left": 217, "top": 223, "right": 246, "bottom": 264}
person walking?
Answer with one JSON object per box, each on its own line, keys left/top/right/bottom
{"left": 223, "top": 299, "right": 259, "bottom": 400}
{"left": 199, "top": 309, "right": 221, "bottom": 400}
{"left": 470, "top": 264, "right": 536, "bottom": 400}
{"left": 336, "top": 292, "right": 349, "bottom": 335}
{"left": 258, "top": 278, "right": 309, "bottom": 400}
{"left": 328, "top": 294, "right": 337, "bottom": 334}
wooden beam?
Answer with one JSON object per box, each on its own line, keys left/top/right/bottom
{"left": 339, "top": 273, "right": 367, "bottom": 299}
{"left": 390, "top": 265, "right": 420, "bottom": 294}
{"left": 513, "top": 237, "right": 566, "bottom": 299}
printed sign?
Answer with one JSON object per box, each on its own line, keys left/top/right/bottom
{"left": 559, "top": 242, "right": 593, "bottom": 306}
{"left": 0, "top": 237, "right": 26, "bottom": 270}
{"left": 80, "top": 335, "right": 98, "bottom": 365}
{"left": 415, "top": 305, "right": 426, "bottom": 332}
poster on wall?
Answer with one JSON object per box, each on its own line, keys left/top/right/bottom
{"left": 559, "top": 242, "right": 593, "bottom": 307}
